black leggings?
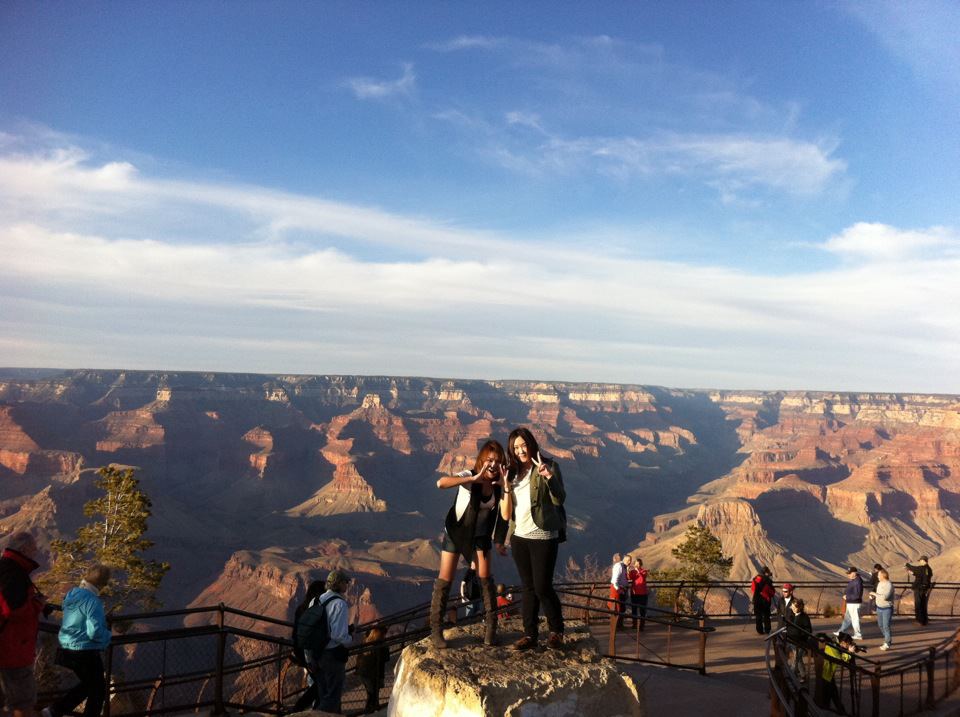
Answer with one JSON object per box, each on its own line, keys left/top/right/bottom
{"left": 52, "top": 650, "right": 106, "bottom": 717}
{"left": 511, "top": 535, "right": 564, "bottom": 639}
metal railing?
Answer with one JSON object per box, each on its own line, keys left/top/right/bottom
{"left": 766, "top": 620, "right": 960, "bottom": 716}
{"left": 36, "top": 581, "right": 717, "bottom": 716}
{"left": 565, "top": 580, "right": 960, "bottom": 619}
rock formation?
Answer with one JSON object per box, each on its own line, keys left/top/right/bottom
{"left": 1, "top": 368, "right": 958, "bottom": 620}
{"left": 389, "top": 621, "right": 643, "bottom": 716}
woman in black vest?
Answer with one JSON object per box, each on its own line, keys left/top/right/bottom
{"left": 429, "top": 439, "right": 509, "bottom": 648}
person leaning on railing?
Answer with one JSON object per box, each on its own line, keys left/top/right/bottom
{"left": 817, "top": 631, "right": 855, "bottom": 713}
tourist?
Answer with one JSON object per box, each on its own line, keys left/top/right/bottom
{"left": 502, "top": 426, "right": 567, "bottom": 650}
{"left": 905, "top": 556, "right": 933, "bottom": 626}
{"left": 0, "top": 531, "right": 50, "bottom": 717}
{"left": 627, "top": 555, "right": 649, "bottom": 631}
{"left": 290, "top": 579, "right": 326, "bottom": 711}
{"left": 496, "top": 583, "right": 514, "bottom": 621}
{"left": 305, "top": 569, "right": 352, "bottom": 714}
{"left": 870, "top": 568, "right": 894, "bottom": 650}
{"left": 430, "top": 439, "right": 510, "bottom": 648}
{"left": 836, "top": 567, "right": 864, "bottom": 641}
{"left": 608, "top": 553, "right": 628, "bottom": 629}
{"left": 785, "top": 598, "right": 812, "bottom": 679}
{"left": 460, "top": 561, "right": 482, "bottom": 619}
{"left": 864, "top": 563, "right": 883, "bottom": 617}
{"left": 751, "top": 566, "right": 775, "bottom": 635}
{"left": 355, "top": 626, "right": 390, "bottom": 714}
{"left": 45, "top": 565, "right": 112, "bottom": 717}
{"left": 778, "top": 582, "right": 796, "bottom": 628}
{"left": 818, "top": 632, "right": 855, "bottom": 714}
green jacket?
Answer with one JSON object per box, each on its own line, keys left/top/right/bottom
{"left": 511, "top": 459, "right": 567, "bottom": 540}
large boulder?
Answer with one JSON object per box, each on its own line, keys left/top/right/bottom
{"left": 388, "top": 620, "right": 644, "bottom": 716}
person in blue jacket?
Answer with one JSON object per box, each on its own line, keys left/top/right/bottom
{"left": 44, "top": 565, "right": 112, "bottom": 717}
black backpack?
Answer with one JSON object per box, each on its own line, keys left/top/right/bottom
{"left": 294, "top": 594, "right": 344, "bottom": 656}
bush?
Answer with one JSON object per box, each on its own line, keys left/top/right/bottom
{"left": 822, "top": 603, "right": 837, "bottom": 618}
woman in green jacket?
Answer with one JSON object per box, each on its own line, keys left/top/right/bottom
{"left": 502, "top": 427, "right": 566, "bottom": 651}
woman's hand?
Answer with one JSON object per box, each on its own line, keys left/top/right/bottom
{"left": 495, "top": 463, "right": 509, "bottom": 489}
{"left": 532, "top": 452, "right": 552, "bottom": 479}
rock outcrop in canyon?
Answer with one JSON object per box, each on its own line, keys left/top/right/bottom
{"left": 1, "top": 369, "right": 958, "bottom": 625}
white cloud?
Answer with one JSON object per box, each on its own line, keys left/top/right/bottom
{"left": 820, "top": 222, "right": 959, "bottom": 261}
{"left": 0, "top": 138, "right": 957, "bottom": 391}
{"left": 345, "top": 63, "right": 416, "bottom": 100}
{"left": 450, "top": 117, "right": 845, "bottom": 196}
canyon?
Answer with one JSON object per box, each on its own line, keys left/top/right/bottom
{"left": 1, "top": 369, "right": 958, "bottom": 626}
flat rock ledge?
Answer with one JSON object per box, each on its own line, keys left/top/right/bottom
{"left": 388, "top": 619, "right": 644, "bottom": 716}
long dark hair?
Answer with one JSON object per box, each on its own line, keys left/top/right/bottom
{"left": 472, "top": 439, "right": 506, "bottom": 474}
{"left": 295, "top": 579, "right": 327, "bottom": 620}
{"left": 507, "top": 426, "right": 541, "bottom": 475}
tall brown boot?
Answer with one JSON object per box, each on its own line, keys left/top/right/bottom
{"left": 480, "top": 577, "right": 498, "bottom": 646}
{"left": 430, "top": 578, "right": 451, "bottom": 649}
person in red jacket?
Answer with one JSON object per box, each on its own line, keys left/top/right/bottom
{"left": 626, "top": 556, "right": 649, "bottom": 630}
{"left": 751, "top": 566, "right": 775, "bottom": 635}
{"left": 0, "top": 531, "right": 49, "bottom": 717}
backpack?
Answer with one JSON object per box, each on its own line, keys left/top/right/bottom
{"left": 294, "top": 594, "right": 345, "bottom": 655}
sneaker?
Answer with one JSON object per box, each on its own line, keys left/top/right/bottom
{"left": 853, "top": 634, "right": 863, "bottom": 640}
{"left": 546, "top": 632, "right": 564, "bottom": 650}
{"left": 832, "top": 631, "right": 840, "bottom": 636}
{"left": 880, "top": 643, "right": 890, "bottom": 650}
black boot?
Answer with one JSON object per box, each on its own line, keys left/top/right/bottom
{"left": 481, "top": 577, "right": 498, "bottom": 646}
{"left": 430, "top": 578, "right": 451, "bottom": 649}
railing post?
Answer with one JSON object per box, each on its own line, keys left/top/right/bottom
{"left": 927, "top": 646, "right": 936, "bottom": 710}
{"left": 103, "top": 642, "right": 113, "bottom": 717}
{"left": 698, "top": 616, "right": 707, "bottom": 675}
{"left": 214, "top": 602, "right": 226, "bottom": 715}
{"left": 608, "top": 610, "right": 617, "bottom": 657}
{"left": 870, "top": 665, "right": 881, "bottom": 717}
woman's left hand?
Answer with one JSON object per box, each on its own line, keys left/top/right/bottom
{"left": 533, "top": 452, "right": 552, "bottom": 479}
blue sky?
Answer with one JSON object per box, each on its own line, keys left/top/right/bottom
{"left": 1, "top": 1, "right": 958, "bottom": 391}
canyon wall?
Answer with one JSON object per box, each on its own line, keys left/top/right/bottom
{"left": 1, "top": 369, "right": 958, "bottom": 620}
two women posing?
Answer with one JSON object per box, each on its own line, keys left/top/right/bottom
{"left": 430, "top": 427, "right": 567, "bottom": 650}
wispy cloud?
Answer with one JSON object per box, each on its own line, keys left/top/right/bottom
{"left": 0, "top": 135, "right": 956, "bottom": 390}
{"left": 438, "top": 111, "right": 845, "bottom": 197}
{"left": 345, "top": 63, "right": 416, "bottom": 100}
{"left": 844, "top": 0, "right": 960, "bottom": 101}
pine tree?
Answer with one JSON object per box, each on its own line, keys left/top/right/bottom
{"left": 43, "top": 465, "right": 170, "bottom": 614}
{"left": 670, "top": 521, "right": 733, "bottom": 583}
{"left": 654, "top": 521, "right": 732, "bottom": 613}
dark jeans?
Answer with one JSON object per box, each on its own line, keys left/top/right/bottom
{"left": 311, "top": 649, "right": 346, "bottom": 714}
{"left": 754, "top": 600, "right": 771, "bottom": 634}
{"left": 51, "top": 649, "right": 105, "bottom": 717}
{"left": 915, "top": 588, "right": 930, "bottom": 625}
{"left": 630, "top": 594, "right": 648, "bottom": 620}
{"left": 359, "top": 675, "right": 380, "bottom": 713}
{"left": 511, "top": 535, "right": 564, "bottom": 640}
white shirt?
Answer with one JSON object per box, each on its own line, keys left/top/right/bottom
{"left": 312, "top": 589, "right": 351, "bottom": 650}
{"left": 512, "top": 468, "right": 557, "bottom": 540}
{"left": 611, "top": 562, "right": 627, "bottom": 589}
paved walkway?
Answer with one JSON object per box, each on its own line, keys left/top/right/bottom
{"left": 589, "top": 615, "right": 959, "bottom": 716}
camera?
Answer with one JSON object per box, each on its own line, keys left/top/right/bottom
{"left": 851, "top": 644, "right": 868, "bottom": 653}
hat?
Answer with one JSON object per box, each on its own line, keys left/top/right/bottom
{"left": 837, "top": 631, "right": 853, "bottom": 643}
{"left": 920, "top": 555, "right": 929, "bottom": 562}
{"left": 782, "top": 583, "right": 794, "bottom": 591}
{"left": 326, "top": 569, "right": 352, "bottom": 589}
{"left": 846, "top": 566, "right": 857, "bottom": 574}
